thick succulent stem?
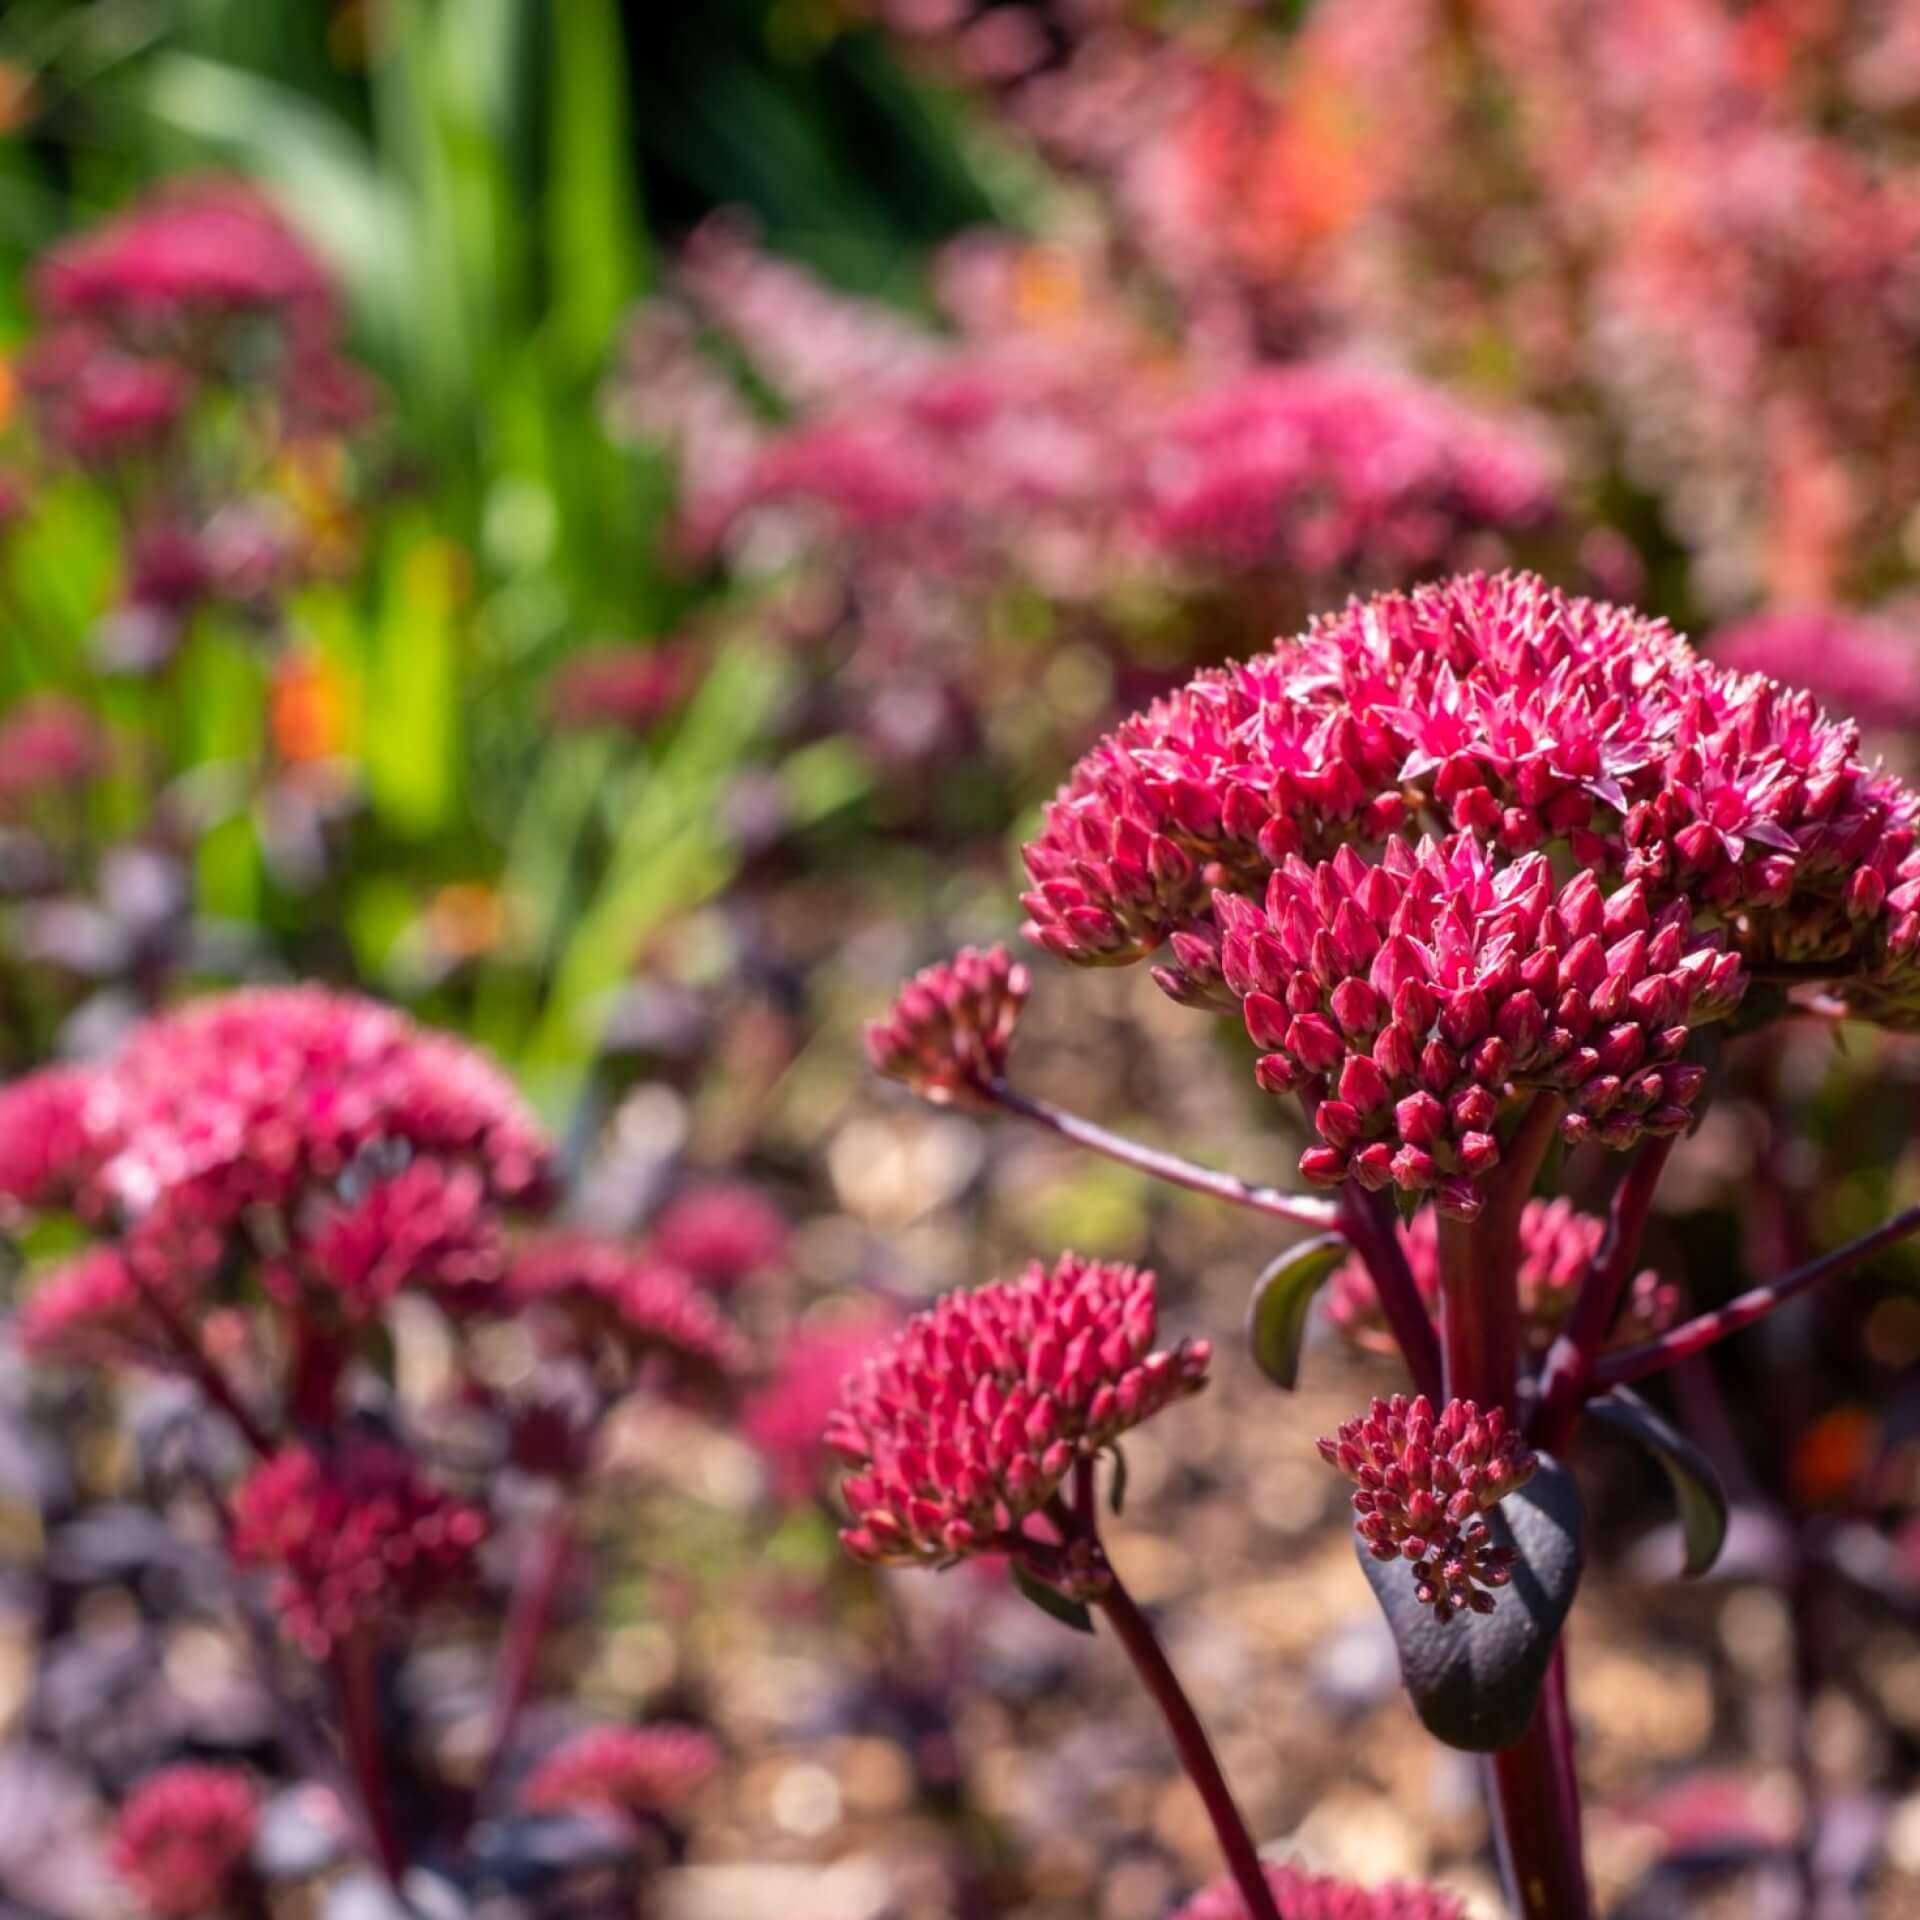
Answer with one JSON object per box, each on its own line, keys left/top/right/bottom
{"left": 1097, "top": 1571, "right": 1280, "bottom": 1920}
{"left": 1487, "top": 1648, "right": 1592, "bottom": 1920}
{"left": 989, "top": 1082, "right": 1342, "bottom": 1232}
{"left": 1337, "top": 1186, "right": 1443, "bottom": 1401}
{"left": 1594, "top": 1201, "right": 1920, "bottom": 1389}
{"left": 1435, "top": 1103, "right": 1592, "bottom": 1919}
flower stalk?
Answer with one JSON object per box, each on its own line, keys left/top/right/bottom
{"left": 990, "top": 1080, "right": 1342, "bottom": 1233}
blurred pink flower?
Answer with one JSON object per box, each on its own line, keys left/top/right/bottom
{"left": 651, "top": 1182, "right": 789, "bottom": 1289}
{"left": 110, "top": 1764, "right": 258, "bottom": 1920}
{"left": 1174, "top": 1858, "right": 1465, "bottom": 1920}
{"left": 520, "top": 1724, "right": 720, "bottom": 1822}
{"left": 744, "top": 1309, "right": 899, "bottom": 1501}
{"left": 230, "top": 1439, "right": 487, "bottom": 1658}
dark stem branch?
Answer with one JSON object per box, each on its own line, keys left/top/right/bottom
{"left": 477, "top": 1495, "right": 575, "bottom": 1810}
{"left": 1487, "top": 1653, "right": 1592, "bottom": 1920}
{"left": 1531, "top": 1136, "right": 1674, "bottom": 1451}
{"left": 335, "top": 1632, "right": 405, "bottom": 1886}
{"left": 989, "top": 1082, "right": 1342, "bottom": 1233}
{"left": 1097, "top": 1571, "right": 1279, "bottom": 1920}
{"left": 132, "top": 1274, "right": 274, "bottom": 1457}
{"left": 1594, "top": 1202, "right": 1920, "bottom": 1390}
{"left": 1337, "top": 1186, "right": 1442, "bottom": 1402}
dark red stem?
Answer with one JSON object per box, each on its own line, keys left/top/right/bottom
{"left": 1487, "top": 1650, "right": 1592, "bottom": 1920}
{"left": 989, "top": 1082, "right": 1342, "bottom": 1233}
{"left": 1337, "top": 1186, "right": 1442, "bottom": 1401}
{"left": 1531, "top": 1136, "right": 1674, "bottom": 1451}
{"left": 477, "top": 1498, "right": 575, "bottom": 1805}
{"left": 1433, "top": 1097, "right": 1591, "bottom": 1916}
{"left": 132, "top": 1275, "right": 275, "bottom": 1457}
{"left": 335, "top": 1631, "right": 405, "bottom": 1885}
{"left": 1097, "top": 1571, "right": 1280, "bottom": 1920}
{"left": 1593, "top": 1201, "right": 1920, "bottom": 1389}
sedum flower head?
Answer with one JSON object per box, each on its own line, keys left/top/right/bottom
{"left": 110, "top": 1764, "right": 258, "bottom": 1920}
{"left": 1021, "top": 571, "right": 1920, "bottom": 1025}
{"left": 1226, "top": 836, "right": 1739, "bottom": 1213}
{"left": 827, "top": 1252, "right": 1209, "bottom": 1569}
{"left": 3, "top": 988, "right": 549, "bottom": 1314}
{"left": 1318, "top": 1394, "right": 1538, "bottom": 1623}
{"left": 520, "top": 1724, "right": 720, "bottom": 1822}
{"left": 652, "top": 1181, "right": 789, "bottom": 1289}
{"left": 1326, "top": 1197, "right": 1678, "bottom": 1357}
{"left": 15, "top": 1248, "right": 157, "bottom": 1368}
{"left": 866, "top": 943, "right": 1030, "bottom": 1109}
{"left": 1173, "top": 1860, "right": 1465, "bottom": 1920}
{"left": 506, "top": 1233, "right": 749, "bottom": 1384}
{"left": 229, "top": 1439, "right": 487, "bottom": 1658}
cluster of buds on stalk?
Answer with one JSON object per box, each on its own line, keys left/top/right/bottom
{"left": 864, "top": 943, "right": 1030, "bottom": 1108}
{"left": 1022, "top": 573, "right": 1920, "bottom": 1031}
{"left": 1224, "top": 837, "right": 1742, "bottom": 1212}
{"left": 1319, "top": 1396, "right": 1539, "bottom": 1622}
{"left": 827, "top": 1253, "right": 1209, "bottom": 1583}
{"left": 1173, "top": 1858, "right": 1466, "bottom": 1920}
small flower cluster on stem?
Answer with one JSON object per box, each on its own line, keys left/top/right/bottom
{"left": 1319, "top": 1395, "right": 1539, "bottom": 1622}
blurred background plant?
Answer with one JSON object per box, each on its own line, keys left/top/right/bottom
{"left": 1, "top": 1, "right": 1920, "bottom": 1916}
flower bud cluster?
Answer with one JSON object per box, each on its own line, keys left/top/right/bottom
{"left": 827, "top": 1252, "right": 1209, "bottom": 1568}
{"left": 506, "top": 1234, "right": 750, "bottom": 1385}
{"left": 866, "top": 943, "right": 1030, "bottom": 1108}
{"left": 1174, "top": 1859, "right": 1465, "bottom": 1920}
{"left": 1318, "top": 1394, "right": 1539, "bottom": 1622}
{"left": 1021, "top": 572, "right": 1920, "bottom": 1026}
{"left": 520, "top": 1724, "right": 721, "bottom": 1822}
{"left": 110, "top": 1764, "right": 259, "bottom": 1920}
{"left": 229, "top": 1439, "right": 488, "bottom": 1658}
{"left": 1326, "top": 1198, "right": 1678, "bottom": 1358}
{"left": 1225, "top": 837, "right": 1741, "bottom": 1213}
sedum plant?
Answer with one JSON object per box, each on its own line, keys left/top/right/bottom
{"left": 2, "top": 985, "right": 746, "bottom": 1914}
{"left": 852, "top": 570, "right": 1920, "bottom": 1918}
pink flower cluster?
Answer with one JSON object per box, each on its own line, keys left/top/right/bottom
{"left": 1712, "top": 605, "right": 1920, "bottom": 736}
{"left": 506, "top": 1232, "right": 750, "bottom": 1385}
{"left": 1319, "top": 1394, "right": 1538, "bottom": 1622}
{"left": 828, "top": 1252, "right": 1210, "bottom": 1572}
{"left": 651, "top": 1181, "right": 790, "bottom": 1290}
{"left": 1327, "top": 1198, "right": 1678, "bottom": 1359}
{"left": 1173, "top": 1859, "right": 1465, "bottom": 1920}
{"left": 520, "top": 1724, "right": 720, "bottom": 1822}
{"left": 19, "top": 179, "right": 374, "bottom": 643}
{"left": 547, "top": 644, "right": 693, "bottom": 738}
{"left": 866, "top": 943, "right": 1030, "bottom": 1109}
{"left": 613, "top": 222, "right": 1560, "bottom": 772}
{"left": 1142, "top": 365, "right": 1556, "bottom": 578}
{"left": 0, "top": 986, "right": 546, "bottom": 1292}
{"left": 0, "top": 694, "right": 107, "bottom": 809}
{"left": 1018, "top": 570, "right": 1920, "bottom": 1201}
{"left": 1226, "top": 837, "right": 1738, "bottom": 1212}
{"left": 230, "top": 1438, "right": 487, "bottom": 1658}
{"left": 15, "top": 1247, "right": 151, "bottom": 1366}
{"left": 110, "top": 1764, "right": 259, "bottom": 1920}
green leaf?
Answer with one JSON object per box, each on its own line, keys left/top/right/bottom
{"left": 1011, "top": 1562, "right": 1094, "bottom": 1635}
{"left": 1587, "top": 1387, "right": 1729, "bottom": 1580}
{"left": 1246, "top": 1233, "right": 1348, "bottom": 1390}
{"left": 1106, "top": 1445, "right": 1129, "bottom": 1517}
